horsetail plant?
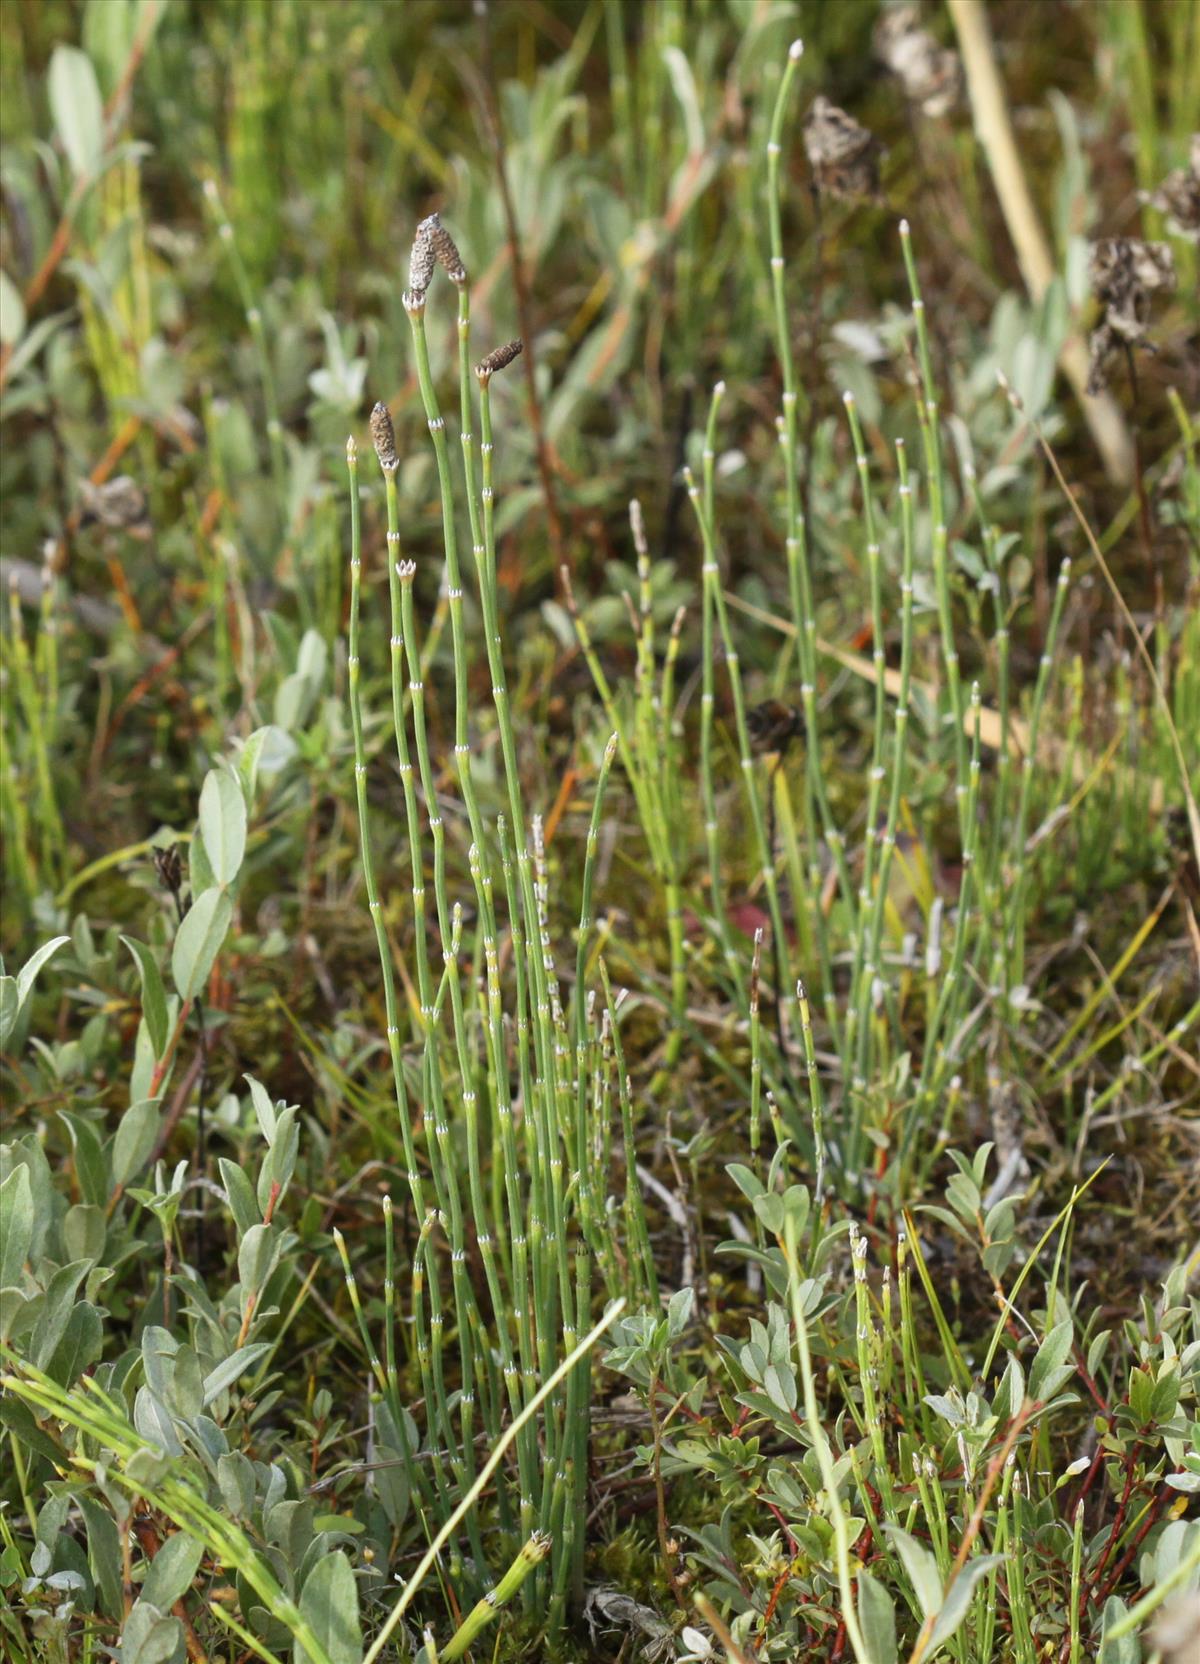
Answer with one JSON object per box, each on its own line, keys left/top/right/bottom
{"left": 658, "top": 40, "right": 1085, "bottom": 1204}
{"left": 342, "top": 216, "right": 641, "bottom": 1639}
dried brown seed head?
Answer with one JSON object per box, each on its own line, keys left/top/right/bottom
{"left": 1086, "top": 237, "right": 1176, "bottom": 392}
{"left": 874, "top": 4, "right": 962, "bottom": 118}
{"left": 747, "top": 699, "right": 804, "bottom": 757}
{"left": 474, "top": 339, "right": 524, "bottom": 379}
{"left": 78, "top": 475, "right": 150, "bottom": 534}
{"left": 803, "top": 97, "right": 885, "bottom": 204}
{"left": 1141, "top": 137, "right": 1200, "bottom": 244}
{"left": 153, "top": 844, "right": 183, "bottom": 896}
{"left": 369, "top": 401, "right": 399, "bottom": 470}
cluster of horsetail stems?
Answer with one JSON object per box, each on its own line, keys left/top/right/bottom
{"left": 561, "top": 39, "right": 1078, "bottom": 1206}
{"left": 345, "top": 210, "right": 651, "bottom": 1626}
{"left": 339, "top": 36, "right": 1092, "bottom": 1639}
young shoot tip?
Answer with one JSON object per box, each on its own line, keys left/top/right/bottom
{"left": 788, "top": 38, "right": 804, "bottom": 60}
{"left": 713, "top": 379, "right": 726, "bottom": 396}
{"left": 899, "top": 217, "right": 910, "bottom": 236}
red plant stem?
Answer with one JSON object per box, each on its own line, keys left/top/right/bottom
{"left": 1066, "top": 1442, "right": 1106, "bottom": 1520}
{"left": 1094, "top": 1485, "right": 1172, "bottom": 1607}
{"left": 1085, "top": 1439, "right": 1142, "bottom": 1595}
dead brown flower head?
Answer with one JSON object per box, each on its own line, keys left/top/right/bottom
{"left": 803, "top": 97, "right": 885, "bottom": 204}
{"left": 1086, "top": 237, "right": 1176, "bottom": 393}
{"left": 78, "top": 475, "right": 150, "bottom": 535}
{"left": 747, "top": 700, "right": 804, "bottom": 758}
{"left": 874, "top": 4, "right": 962, "bottom": 118}
{"left": 1141, "top": 135, "right": 1200, "bottom": 244}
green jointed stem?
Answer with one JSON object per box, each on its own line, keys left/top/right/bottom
{"left": 796, "top": 978, "right": 826, "bottom": 1205}
{"left": 842, "top": 391, "right": 889, "bottom": 1147}
{"left": 899, "top": 218, "right": 969, "bottom": 842}
{"left": 749, "top": 929, "right": 764, "bottom": 1158}
{"left": 905, "top": 683, "right": 986, "bottom": 1174}
{"left": 381, "top": 466, "right": 435, "bottom": 1019}
{"left": 782, "top": 1215, "right": 871, "bottom": 1664}
{"left": 686, "top": 468, "right": 791, "bottom": 1009}
{"left": 439, "top": 1532, "right": 553, "bottom": 1661}
{"left": 345, "top": 441, "right": 424, "bottom": 1207}
{"left": 699, "top": 381, "right": 747, "bottom": 1008}
{"left": 765, "top": 40, "right": 854, "bottom": 1015}
{"left": 1007, "top": 558, "right": 1072, "bottom": 992}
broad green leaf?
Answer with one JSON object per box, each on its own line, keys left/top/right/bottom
{"left": 0, "top": 977, "right": 17, "bottom": 1048}
{"left": 1, "top": 306, "right": 69, "bottom": 382}
{"left": 188, "top": 827, "right": 216, "bottom": 896}
{"left": 202, "top": 1343, "right": 271, "bottom": 1407}
{"left": 858, "top": 1568, "right": 898, "bottom": 1664}
{"left": 78, "top": 1492, "right": 122, "bottom": 1620}
{"left": 237, "top": 724, "right": 289, "bottom": 802}
{"left": 257, "top": 1105, "right": 299, "bottom": 1214}
{"left": 297, "top": 1549, "right": 362, "bottom": 1664}
{"left": 883, "top": 1523, "right": 942, "bottom": 1620}
{"left": 17, "top": 936, "right": 71, "bottom": 1004}
{"left": 141, "top": 1530, "right": 204, "bottom": 1611}
{"left": 762, "top": 1362, "right": 797, "bottom": 1413}
{"left": 753, "top": 1191, "right": 785, "bottom": 1234}
{"left": 1028, "top": 1318, "right": 1075, "bottom": 1403}
{"left": 199, "top": 768, "right": 247, "bottom": 886}
{"left": 171, "top": 886, "right": 232, "bottom": 1001}
{"left": 0, "top": 269, "right": 25, "bottom": 347}
{"left": 122, "top": 936, "right": 169, "bottom": 1058}
{"left": 31, "top": 1259, "right": 92, "bottom": 1370}
{"left": 83, "top": 0, "right": 137, "bottom": 97}
{"left": 141, "top": 1324, "right": 179, "bottom": 1401}
{"left": 667, "top": 1285, "right": 694, "bottom": 1339}
{"left": 44, "top": 1300, "right": 103, "bottom": 1387}
{"left": 60, "top": 1111, "right": 110, "bottom": 1208}
{"left": 111, "top": 1098, "right": 160, "bottom": 1188}
{"left": 219, "top": 1157, "right": 261, "bottom": 1236}
{"left": 62, "top": 1203, "right": 106, "bottom": 1265}
{"left": 120, "top": 1599, "right": 183, "bottom": 1664}
{"left": 246, "top": 1074, "right": 278, "bottom": 1143}
{"left": 929, "top": 1556, "right": 1004, "bottom": 1649}
{"left": 726, "top": 1163, "right": 764, "bottom": 1203}
{"left": 48, "top": 47, "right": 104, "bottom": 180}
{"left": 0, "top": 1164, "right": 33, "bottom": 1286}
{"left": 216, "top": 1451, "right": 256, "bottom": 1518}
{"left": 1097, "top": 1596, "right": 1139, "bottom": 1664}
{"left": 0, "top": 1392, "right": 64, "bottom": 1463}
{"left": 237, "top": 1223, "right": 278, "bottom": 1298}
{"left": 170, "top": 1345, "right": 204, "bottom": 1419}
{"left": 134, "top": 1385, "right": 183, "bottom": 1457}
